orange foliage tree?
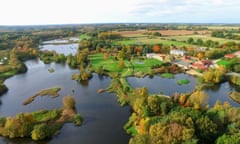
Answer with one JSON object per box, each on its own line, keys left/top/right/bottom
{"left": 197, "top": 52, "right": 204, "bottom": 60}
{"left": 152, "top": 45, "right": 161, "bottom": 53}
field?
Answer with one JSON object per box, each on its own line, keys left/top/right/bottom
{"left": 79, "top": 34, "right": 91, "bottom": 40}
{"left": 206, "top": 25, "right": 240, "bottom": 30}
{"left": 89, "top": 53, "right": 162, "bottom": 76}
{"left": 116, "top": 28, "right": 240, "bottom": 48}
{"left": 114, "top": 36, "right": 194, "bottom": 47}
{"left": 117, "top": 30, "right": 209, "bottom": 37}
{"left": 165, "top": 34, "right": 240, "bottom": 44}
{"left": 216, "top": 59, "right": 231, "bottom": 67}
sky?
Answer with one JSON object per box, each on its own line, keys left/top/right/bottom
{"left": 0, "top": 0, "right": 239, "bottom": 25}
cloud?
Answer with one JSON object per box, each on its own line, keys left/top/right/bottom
{"left": 0, "top": 0, "right": 239, "bottom": 24}
{"left": 128, "top": 0, "right": 240, "bottom": 23}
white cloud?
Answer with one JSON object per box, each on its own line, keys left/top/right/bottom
{"left": 0, "top": 0, "right": 239, "bottom": 25}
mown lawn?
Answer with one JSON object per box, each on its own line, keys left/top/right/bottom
{"left": 0, "top": 70, "right": 16, "bottom": 79}
{"left": 217, "top": 59, "right": 231, "bottom": 67}
{"left": 89, "top": 53, "right": 162, "bottom": 76}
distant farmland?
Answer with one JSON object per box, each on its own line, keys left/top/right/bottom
{"left": 117, "top": 30, "right": 209, "bottom": 37}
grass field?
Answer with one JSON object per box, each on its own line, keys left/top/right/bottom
{"left": 206, "top": 26, "right": 240, "bottom": 30}
{"left": 116, "top": 29, "right": 240, "bottom": 47}
{"left": 216, "top": 59, "right": 231, "bottom": 67}
{"left": 165, "top": 34, "right": 240, "bottom": 44}
{"left": 117, "top": 30, "right": 209, "bottom": 37}
{"left": 114, "top": 36, "right": 194, "bottom": 47}
{"left": 79, "top": 34, "right": 91, "bottom": 40}
{"left": 89, "top": 53, "right": 162, "bottom": 76}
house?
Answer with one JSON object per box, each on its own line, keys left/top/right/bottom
{"left": 170, "top": 50, "right": 186, "bottom": 56}
{"left": 190, "top": 60, "right": 213, "bottom": 70}
{"left": 146, "top": 53, "right": 166, "bottom": 61}
{"left": 224, "top": 54, "right": 236, "bottom": 59}
{"left": 173, "top": 60, "right": 191, "bottom": 70}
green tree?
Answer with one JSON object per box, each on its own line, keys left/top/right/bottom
{"left": 187, "top": 37, "right": 194, "bottom": 44}
{"left": 31, "top": 124, "right": 51, "bottom": 140}
{"left": 195, "top": 116, "right": 218, "bottom": 143}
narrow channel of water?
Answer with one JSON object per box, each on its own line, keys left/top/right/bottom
{"left": 127, "top": 74, "right": 240, "bottom": 107}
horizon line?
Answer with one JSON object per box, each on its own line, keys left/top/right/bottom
{"left": 1, "top": 22, "right": 240, "bottom": 27}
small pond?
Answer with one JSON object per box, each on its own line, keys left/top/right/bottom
{"left": 39, "top": 37, "right": 79, "bottom": 56}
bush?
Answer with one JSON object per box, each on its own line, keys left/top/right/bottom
{"left": 74, "top": 114, "right": 83, "bottom": 126}
{"left": 0, "top": 83, "right": 8, "bottom": 95}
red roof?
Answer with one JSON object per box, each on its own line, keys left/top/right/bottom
{"left": 201, "top": 60, "right": 212, "bottom": 65}
{"left": 224, "top": 54, "right": 236, "bottom": 59}
{"left": 191, "top": 63, "right": 207, "bottom": 70}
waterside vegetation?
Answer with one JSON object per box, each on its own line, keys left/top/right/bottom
{"left": 0, "top": 95, "right": 82, "bottom": 140}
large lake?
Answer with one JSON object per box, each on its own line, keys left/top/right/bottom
{"left": 0, "top": 59, "right": 131, "bottom": 144}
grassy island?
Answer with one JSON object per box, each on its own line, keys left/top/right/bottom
{"left": 0, "top": 95, "right": 82, "bottom": 140}
{"left": 177, "top": 79, "right": 190, "bottom": 85}
{"left": 161, "top": 73, "right": 175, "bottom": 79}
{"left": 22, "top": 87, "right": 61, "bottom": 105}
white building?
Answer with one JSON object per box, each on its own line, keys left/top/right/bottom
{"left": 170, "top": 50, "right": 186, "bottom": 56}
{"left": 146, "top": 53, "right": 165, "bottom": 61}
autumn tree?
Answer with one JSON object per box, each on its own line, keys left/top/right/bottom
{"left": 103, "top": 53, "right": 109, "bottom": 60}
{"left": 195, "top": 116, "right": 218, "bottom": 143}
{"left": 118, "top": 59, "right": 125, "bottom": 69}
{"left": 152, "top": 45, "right": 161, "bottom": 53}
{"left": 197, "top": 52, "right": 204, "bottom": 60}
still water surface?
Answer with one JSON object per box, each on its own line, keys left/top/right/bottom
{"left": 0, "top": 59, "right": 131, "bottom": 144}
{"left": 1, "top": 40, "right": 239, "bottom": 143}
{"left": 127, "top": 74, "right": 240, "bottom": 107}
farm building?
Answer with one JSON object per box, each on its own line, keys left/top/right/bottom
{"left": 146, "top": 53, "right": 166, "bottom": 61}
{"left": 190, "top": 60, "right": 213, "bottom": 70}
{"left": 173, "top": 60, "right": 191, "bottom": 70}
{"left": 170, "top": 50, "right": 186, "bottom": 56}
{"left": 224, "top": 54, "right": 236, "bottom": 59}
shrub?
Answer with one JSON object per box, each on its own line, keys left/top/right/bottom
{"left": 74, "top": 114, "right": 83, "bottom": 126}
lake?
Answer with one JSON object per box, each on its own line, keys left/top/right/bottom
{"left": 39, "top": 37, "right": 79, "bottom": 56}
{"left": 0, "top": 59, "right": 131, "bottom": 144}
